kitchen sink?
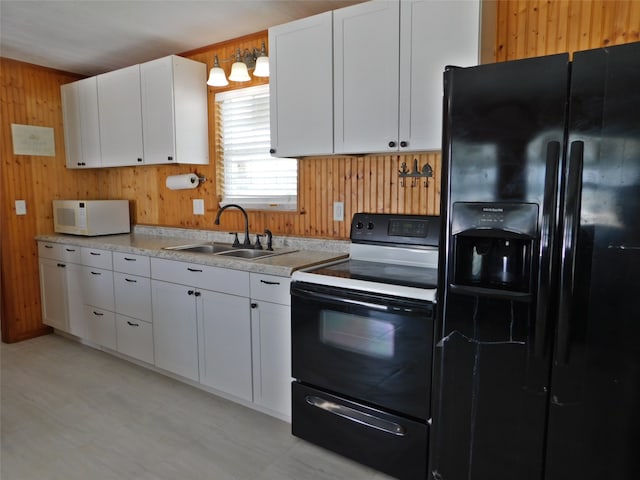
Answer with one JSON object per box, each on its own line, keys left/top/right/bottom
{"left": 164, "top": 242, "right": 234, "bottom": 254}
{"left": 215, "top": 249, "right": 288, "bottom": 259}
{"left": 163, "top": 243, "right": 296, "bottom": 260}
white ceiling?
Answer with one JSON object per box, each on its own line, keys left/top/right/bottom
{"left": 0, "top": 0, "right": 364, "bottom": 76}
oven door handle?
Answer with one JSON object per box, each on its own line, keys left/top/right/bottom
{"left": 305, "top": 395, "right": 406, "bottom": 436}
{"left": 292, "top": 287, "right": 419, "bottom": 313}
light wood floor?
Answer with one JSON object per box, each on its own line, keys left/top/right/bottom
{"left": 1, "top": 334, "right": 392, "bottom": 480}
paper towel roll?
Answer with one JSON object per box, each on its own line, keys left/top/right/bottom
{"left": 166, "top": 174, "right": 199, "bottom": 190}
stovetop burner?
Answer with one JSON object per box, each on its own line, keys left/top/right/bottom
{"left": 310, "top": 259, "right": 438, "bottom": 290}
{"left": 292, "top": 213, "right": 440, "bottom": 302}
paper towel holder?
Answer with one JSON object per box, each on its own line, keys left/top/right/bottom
{"left": 165, "top": 173, "right": 207, "bottom": 190}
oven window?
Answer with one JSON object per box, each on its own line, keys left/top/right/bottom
{"left": 320, "top": 310, "right": 395, "bottom": 359}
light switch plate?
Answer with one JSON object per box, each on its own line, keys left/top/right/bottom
{"left": 333, "top": 201, "right": 344, "bottom": 222}
{"left": 193, "top": 199, "right": 205, "bottom": 215}
{"left": 15, "top": 200, "right": 27, "bottom": 216}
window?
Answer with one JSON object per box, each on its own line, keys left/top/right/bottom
{"left": 215, "top": 84, "right": 297, "bottom": 210}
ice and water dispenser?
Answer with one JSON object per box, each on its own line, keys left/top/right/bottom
{"left": 450, "top": 203, "right": 539, "bottom": 296}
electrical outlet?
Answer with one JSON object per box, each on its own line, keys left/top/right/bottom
{"left": 333, "top": 201, "right": 344, "bottom": 222}
{"left": 193, "top": 199, "right": 205, "bottom": 215}
{"left": 15, "top": 200, "right": 27, "bottom": 216}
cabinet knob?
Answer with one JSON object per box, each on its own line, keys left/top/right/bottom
{"left": 194, "top": 291, "right": 201, "bottom": 297}
{"left": 137, "top": 158, "right": 143, "bottom": 163}
{"left": 269, "top": 148, "right": 276, "bottom": 154}
{"left": 400, "top": 141, "right": 408, "bottom": 148}
{"left": 167, "top": 156, "right": 173, "bottom": 161}
{"left": 251, "top": 303, "right": 258, "bottom": 309}
{"left": 187, "top": 289, "right": 195, "bottom": 296}
{"left": 388, "top": 141, "right": 396, "bottom": 148}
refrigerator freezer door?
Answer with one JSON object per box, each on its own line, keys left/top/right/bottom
{"left": 545, "top": 41, "right": 640, "bottom": 480}
{"left": 432, "top": 53, "right": 569, "bottom": 479}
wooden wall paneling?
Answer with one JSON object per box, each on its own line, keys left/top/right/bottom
{"left": 4, "top": 1, "right": 640, "bottom": 342}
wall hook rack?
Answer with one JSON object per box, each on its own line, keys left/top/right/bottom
{"left": 398, "top": 159, "right": 433, "bottom": 187}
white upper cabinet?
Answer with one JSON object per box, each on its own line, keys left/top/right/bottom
{"left": 140, "top": 55, "right": 209, "bottom": 165}
{"left": 398, "top": 0, "right": 480, "bottom": 151}
{"left": 97, "top": 64, "right": 145, "bottom": 167}
{"left": 269, "top": 11, "right": 334, "bottom": 158}
{"left": 61, "top": 76, "right": 101, "bottom": 169}
{"left": 333, "top": 0, "right": 400, "bottom": 154}
{"left": 270, "top": 0, "right": 481, "bottom": 156}
{"left": 61, "top": 56, "right": 208, "bottom": 168}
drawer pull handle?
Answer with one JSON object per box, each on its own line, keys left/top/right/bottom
{"left": 305, "top": 395, "right": 406, "bottom": 436}
{"left": 90, "top": 252, "right": 101, "bottom": 256}
{"left": 187, "top": 268, "right": 203, "bottom": 272}
{"left": 92, "top": 311, "right": 104, "bottom": 316}
{"left": 65, "top": 248, "right": 76, "bottom": 252}
{"left": 260, "top": 280, "right": 281, "bottom": 286}
{"left": 57, "top": 263, "right": 66, "bottom": 268}
{"left": 44, "top": 245, "right": 53, "bottom": 249}
{"left": 127, "top": 321, "right": 139, "bottom": 327}
{"left": 125, "top": 278, "right": 137, "bottom": 283}
{"left": 90, "top": 271, "right": 101, "bottom": 275}
{"left": 124, "top": 257, "right": 137, "bottom": 261}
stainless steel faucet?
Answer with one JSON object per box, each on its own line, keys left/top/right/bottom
{"left": 214, "top": 204, "right": 251, "bottom": 247}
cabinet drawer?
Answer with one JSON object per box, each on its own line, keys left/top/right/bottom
{"left": 114, "top": 272, "right": 152, "bottom": 322}
{"left": 82, "top": 266, "right": 115, "bottom": 311}
{"left": 250, "top": 273, "right": 291, "bottom": 305}
{"left": 116, "top": 314, "right": 154, "bottom": 364}
{"left": 84, "top": 306, "right": 116, "bottom": 350}
{"left": 150, "top": 258, "right": 249, "bottom": 296}
{"left": 81, "top": 247, "right": 113, "bottom": 269}
{"left": 38, "top": 242, "right": 82, "bottom": 263}
{"left": 113, "top": 252, "right": 150, "bottom": 276}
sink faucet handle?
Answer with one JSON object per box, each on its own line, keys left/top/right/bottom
{"left": 229, "top": 232, "right": 240, "bottom": 247}
{"left": 254, "top": 234, "right": 263, "bottom": 250}
{"left": 264, "top": 229, "right": 273, "bottom": 251}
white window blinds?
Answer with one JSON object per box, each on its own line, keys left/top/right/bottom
{"left": 215, "top": 84, "right": 297, "bottom": 210}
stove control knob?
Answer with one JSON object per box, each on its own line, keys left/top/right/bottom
{"left": 367, "top": 222, "right": 374, "bottom": 230}
{"left": 355, "top": 221, "right": 364, "bottom": 229}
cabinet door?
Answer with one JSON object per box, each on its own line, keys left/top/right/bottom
{"left": 39, "top": 258, "right": 69, "bottom": 331}
{"left": 198, "top": 290, "right": 252, "bottom": 402}
{"left": 140, "top": 56, "right": 176, "bottom": 165}
{"left": 97, "top": 64, "right": 144, "bottom": 167}
{"left": 334, "top": 0, "right": 400, "bottom": 154}
{"left": 65, "top": 262, "right": 86, "bottom": 338}
{"left": 116, "top": 314, "right": 154, "bottom": 364}
{"left": 398, "top": 0, "right": 480, "bottom": 151}
{"left": 269, "top": 11, "right": 333, "bottom": 157}
{"left": 84, "top": 306, "right": 116, "bottom": 350}
{"left": 251, "top": 301, "right": 292, "bottom": 418}
{"left": 151, "top": 280, "right": 199, "bottom": 381}
{"left": 141, "top": 55, "right": 209, "bottom": 165}
{"left": 82, "top": 266, "right": 114, "bottom": 311}
{"left": 61, "top": 77, "right": 101, "bottom": 168}
{"left": 114, "top": 272, "right": 152, "bottom": 322}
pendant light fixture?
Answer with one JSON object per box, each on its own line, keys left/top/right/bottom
{"left": 206, "top": 55, "right": 229, "bottom": 86}
{"left": 206, "top": 42, "right": 270, "bottom": 86}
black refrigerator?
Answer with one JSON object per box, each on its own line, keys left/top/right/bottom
{"left": 431, "top": 41, "right": 640, "bottom": 479}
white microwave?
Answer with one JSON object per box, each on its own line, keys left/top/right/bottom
{"left": 53, "top": 200, "right": 130, "bottom": 236}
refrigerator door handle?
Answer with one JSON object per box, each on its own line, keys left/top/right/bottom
{"left": 556, "top": 140, "right": 584, "bottom": 364}
{"left": 534, "top": 141, "right": 561, "bottom": 357}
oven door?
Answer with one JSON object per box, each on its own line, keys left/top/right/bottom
{"left": 290, "top": 281, "right": 434, "bottom": 420}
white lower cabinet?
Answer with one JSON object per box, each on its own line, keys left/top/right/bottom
{"left": 39, "top": 257, "right": 71, "bottom": 331}
{"left": 250, "top": 274, "right": 292, "bottom": 418}
{"left": 38, "top": 243, "right": 84, "bottom": 334}
{"left": 39, "top": 244, "right": 296, "bottom": 421}
{"left": 151, "top": 279, "right": 199, "bottom": 382}
{"left": 84, "top": 306, "right": 116, "bottom": 350}
{"left": 116, "top": 314, "right": 154, "bottom": 364}
{"left": 199, "top": 290, "right": 253, "bottom": 401}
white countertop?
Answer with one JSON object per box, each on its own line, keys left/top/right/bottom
{"left": 36, "top": 225, "right": 349, "bottom": 277}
